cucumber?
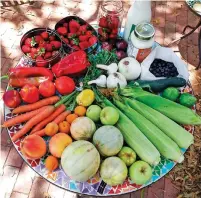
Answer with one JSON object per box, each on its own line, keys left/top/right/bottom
{"left": 132, "top": 77, "right": 187, "bottom": 92}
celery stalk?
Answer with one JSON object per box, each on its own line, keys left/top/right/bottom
{"left": 124, "top": 97, "right": 194, "bottom": 149}
{"left": 114, "top": 98, "right": 184, "bottom": 163}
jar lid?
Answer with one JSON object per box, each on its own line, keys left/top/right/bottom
{"left": 134, "top": 22, "right": 155, "bottom": 41}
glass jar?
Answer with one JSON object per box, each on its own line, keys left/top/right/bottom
{"left": 98, "top": 0, "right": 123, "bottom": 41}
{"left": 127, "top": 22, "right": 155, "bottom": 63}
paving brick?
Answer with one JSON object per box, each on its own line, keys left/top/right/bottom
{"left": 147, "top": 177, "right": 165, "bottom": 198}
{"left": 1, "top": 128, "right": 12, "bottom": 147}
{"left": 5, "top": 146, "right": 23, "bottom": 168}
{"left": 164, "top": 21, "right": 176, "bottom": 46}
{"left": 10, "top": 191, "right": 28, "bottom": 198}
{"left": 187, "top": 30, "right": 199, "bottom": 46}
{"left": 164, "top": 178, "right": 180, "bottom": 198}
{"left": 48, "top": 184, "right": 65, "bottom": 198}
{"left": 1, "top": 165, "right": 20, "bottom": 198}
{"left": 0, "top": 146, "right": 11, "bottom": 174}
{"left": 14, "top": 162, "right": 35, "bottom": 194}
{"left": 130, "top": 189, "right": 148, "bottom": 198}
{"left": 188, "top": 9, "right": 200, "bottom": 27}
{"left": 28, "top": 177, "right": 50, "bottom": 198}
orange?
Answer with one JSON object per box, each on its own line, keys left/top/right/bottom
{"left": 66, "top": 113, "right": 78, "bottom": 124}
{"left": 74, "top": 106, "right": 87, "bottom": 117}
{"left": 45, "top": 155, "right": 59, "bottom": 172}
{"left": 59, "top": 121, "right": 70, "bottom": 134}
{"left": 45, "top": 122, "right": 59, "bottom": 136}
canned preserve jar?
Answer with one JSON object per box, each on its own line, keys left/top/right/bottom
{"left": 127, "top": 22, "right": 155, "bottom": 63}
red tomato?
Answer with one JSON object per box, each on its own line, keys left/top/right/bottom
{"left": 55, "top": 76, "right": 75, "bottom": 95}
{"left": 20, "top": 84, "right": 40, "bottom": 103}
{"left": 39, "top": 80, "right": 56, "bottom": 97}
{"left": 3, "top": 90, "right": 21, "bottom": 108}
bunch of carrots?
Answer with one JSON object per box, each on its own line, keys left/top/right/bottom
{"left": 2, "top": 96, "right": 72, "bottom": 142}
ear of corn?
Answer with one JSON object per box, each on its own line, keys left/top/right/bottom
{"left": 113, "top": 98, "right": 184, "bottom": 163}
{"left": 120, "top": 87, "right": 201, "bottom": 125}
{"left": 124, "top": 97, "right": 194, "bottom": 149}
{"left": 101, "top": 98, "right": 161, "bottom": 166}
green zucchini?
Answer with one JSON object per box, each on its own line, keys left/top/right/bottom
{"left": 131, "top": 77, "right": 187, "bottom": 92}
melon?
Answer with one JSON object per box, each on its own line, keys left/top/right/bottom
{"left": 100, "top": 157, "right": 128, "bottom": 186}
{"left": 93, "top": 126, "right": 123, "bottom": 156}
{"left": 61, "top": 140, "right": 100, "bottom": 182}
{"left": 70, "top": 117, "right": 96, "bottom": 140}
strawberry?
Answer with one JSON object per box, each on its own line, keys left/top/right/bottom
{"left": 25, "top": 37, "right": 36, "bottom": 47}
{"left": 76, "top": 31, "right": 81, "bottom": 36}
{"left": 31, "top": 47, "right": 37, "bottom": 53}
{"left": 44, "top": 52, "right": 52, "bottom": 59}
{"left": 86, "top": 30, "right": 92, "bottom": 36}
{"left": 57, "top": 27, "right": 68, "bottom": 35}
{"left": 88, "top": 36, "right": 97, "bottom": 46}
{"left": 79, "top": 24, "right": 88, "bottom": 34}
{"left": 111, "top": 28, "right": 118, "bottom": 35}
{"left": 63, "top": 22, "right": 68, "bottom": 28}
{"left": 72, "top": 45, "right": 80, "bottom": 50}
{"left": 41, "top": 32, "right": 49, "bottom": 40}
{"left": 36, "top": 56, "right": 48, "bottom": 67}
{"left": 68, "top": 33, "right": 77, "bottom": 39}
{"left": 36, "top": 47, "right": 45, "bottom": 56}
{"left": 98, "top": 28, "right": 108, "bottom": 40}
{"left": 109, "top": 33, "right": 117, "bottom": 39}
{"left": 45, "top": 43, "right": 53, "bottom": 52}
{"left": 69, "top": 20, "right": 80, "bottom": 33}
{"left": 107, "top": 16, "right": 119, "bottom": 29}
{"left": 22, "top": 45, "right": 31, "bottom": 53}
{"left": 49, "top": 35, "right": 55, "bottom": 41}
{"left": 79, "top": 35, "right": 89, "bottom": 42}
{"left": 30, "top": 47, "right": 38, "bottom": 59}
{"left": 34, "top": 35, "right": 44, "bottom": 44}
{"left": 50, "top": 41, "right": 61, "bottom": 50}
{"left": 79, "top": 41, "right": 89, "bottom": 50}
{"left": 70, "top": 38, "right": 79, "bottom": 46}
{"left": 99, "top": 16, "right": 108, "bottom": 28}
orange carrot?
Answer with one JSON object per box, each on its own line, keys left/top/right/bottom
{"left": 32, "top": 110, "right": 71, "bottom": 137}
{"left": 2, "top": 106, "right": 48, "bottom": 128}
{"left": 30, "top": 104, "right": 66, "bottom": 134}
{"left": 12, "top": 96, "right": 60, "bottom": 114}
{"left": 33, "top": 129, "right": 46, "bottom": 136}
{"left": 11, "top": 105, "right": 55, "bottom": 142}
{"left": 52, "top": 110, "right": 71, "bottom": 124}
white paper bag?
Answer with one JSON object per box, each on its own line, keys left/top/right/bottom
{"left": 140, "top": 46, "right": 189, "bottom": 81}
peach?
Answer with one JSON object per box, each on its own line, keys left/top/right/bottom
{"left": 20, "top": 135, "right": 47, "bottom": 159}
{"left": 49, "top": 133, "right": 72, "bottom": 158}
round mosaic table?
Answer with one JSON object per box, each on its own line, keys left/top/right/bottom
{"left": 4, "top": 56, "right": 196, "bottom": 197}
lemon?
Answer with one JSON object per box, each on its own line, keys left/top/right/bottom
{"left": 76, "top": 89, "right": 95, "bottom": 107}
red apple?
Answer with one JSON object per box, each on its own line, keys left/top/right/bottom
{"left": 3, "top": 90, "right": 21, "bottom": 108}
{"left": 39, "top": 80, "right": 56, "bottom": 97}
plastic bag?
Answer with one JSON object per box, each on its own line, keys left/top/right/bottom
{"left": 140, "top": 46, "right": 189, "bottom": 81}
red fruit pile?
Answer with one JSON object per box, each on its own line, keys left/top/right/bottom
{"left": 56, "top": 20, "right": 98, "bottom": 50}
{"left": 98, "top": 14, "right": 120, "bottom": 41}
{"left": 21, "top": 31, "right": 61, "bottom": 67}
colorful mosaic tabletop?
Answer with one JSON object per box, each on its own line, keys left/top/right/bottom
{"left": 4, "top": 57, "right": 195, "bottom": 196}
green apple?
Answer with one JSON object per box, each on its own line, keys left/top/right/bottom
{"left": 100, "top": 107, "right": 119, "bottom": 125}
{"left": 86, "top": 105, "right": 102, "bottom": 122}
{"left": 129, "top": 161, "right": 152, "bottom": 185}
{"left": 118, "top": 146, "right": 136, "bottom": 166}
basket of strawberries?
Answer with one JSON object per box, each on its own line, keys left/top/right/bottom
{"left": 20, "top": 28, "right": 63, "bottom": 67}
{"left": 55, "top": 16, "right": 98, "bottom": 54}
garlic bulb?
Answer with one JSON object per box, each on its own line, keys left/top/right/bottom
{"left": 96, "top": 63, "right": 118, "bottom": 74}
{"left": 88, "top": 75, "right": 107, "bottom": 87}
{"left": 107, "top": 72, "right": 127, "bottom": 88}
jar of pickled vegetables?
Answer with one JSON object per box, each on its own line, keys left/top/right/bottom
{"left": 98, "top": 0, "right": 124, "bottom": 41}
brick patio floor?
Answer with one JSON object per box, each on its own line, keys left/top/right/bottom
{"left": 1, "top": 1, "right": 201, "bottom": 198}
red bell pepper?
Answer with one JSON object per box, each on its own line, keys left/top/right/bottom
{"left": 51, "top": 51, "right": 90, "bottom": 77}
{"left": 1, "top": 67, "right": 54, "bottom": 88}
